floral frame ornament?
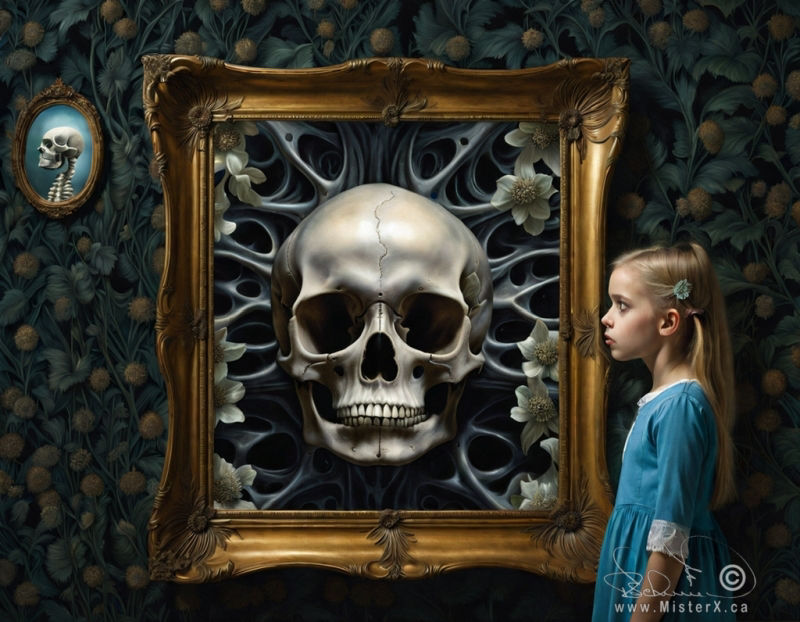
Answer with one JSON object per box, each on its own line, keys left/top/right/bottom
{"left": 12, "top": 78, "right": 104, "bottom": 219}
{"left": 142, "top": 55, "right": 628, "bottom": 582}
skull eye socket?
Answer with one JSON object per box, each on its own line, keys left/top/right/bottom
{"left": 400, "top": 293, "right": 464, "bottom": 353}
{"left": 294, "top": 293, "right": 362, "bottom": 354}
{"left": 42, "top": 139, "right": 53, "bottom": 149}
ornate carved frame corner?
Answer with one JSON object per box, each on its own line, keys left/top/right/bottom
{"left": 12, "top": 78, "right": 104, "bottom": 219}
{"left": 142, "top": 55, "right": 629, "bottom": 583}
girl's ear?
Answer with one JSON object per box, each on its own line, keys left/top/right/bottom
{"left": 659, "top": 308, "right": 681, "bottom": 336}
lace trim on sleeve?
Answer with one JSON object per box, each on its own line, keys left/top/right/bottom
{"left": 646, "top": 519, "right": 690, "bottom": 560}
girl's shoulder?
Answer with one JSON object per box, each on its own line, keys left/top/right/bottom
{"left": 643, "top": 380, "right": 715, "bottom": 430}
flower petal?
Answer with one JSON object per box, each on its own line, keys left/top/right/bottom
{"left": 527, "top": 375, "right": 548, "bottom": 397}
{"left": 527, "top": 198, "right": 551, "bottom": 219}
{"left": 540, "top": 437, "right": 559, "bottom": 465}
{"left": 522, "top": 216, "right": 545, "bottom": 236}
{"left": 542, "top": 144, "right": 561, "bottom": 176}
{"left": 239, "top": 121, "right": 259, "bottom": 136}
{"left": 511, "top": 204, "right": 529, "bottom": 226}
{"left": 225, "top": 150, "right": 247, "bottom": 175}
{"left": 504, "top": 128, "right": 529, "bottom": 148}
{"left": 522, "top": 360, "right": 544, "bottom": 378}
{"left": 241, "top": 166, "right": 266, "bottom": 184}
{"left": 521, "top": 421, "right": 544, "bottom": 453}
{"left": 216, "top": 403, "right": 245, "bottom": 425}
{"left": 235, "top": 464, "right": 257, "bottom": 487}
{"left": 517, "top": 338, "right": 536, "bottom": 360}
{"left": 510, "top": 406, "right": 530, "bottom": 422}
{"left": 514, "top": 157, "right": 535, "bottom": 179}
{"left": 532, "top": 320, "right": 549, "bottom": 342}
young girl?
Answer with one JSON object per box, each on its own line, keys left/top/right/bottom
{"left": 592, "top": 242, "right": 739, "bottom": 621}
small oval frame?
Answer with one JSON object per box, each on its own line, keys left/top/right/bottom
{"left": 12, "top": 78, "right": 104, "bottom": 219}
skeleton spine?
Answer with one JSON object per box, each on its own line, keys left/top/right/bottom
{"left": 47, "top": 157, "right": 76, "bottom": 202}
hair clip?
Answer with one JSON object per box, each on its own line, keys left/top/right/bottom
{"left": 673, "top": 278, "right": 692, "bottom": 300}
{"left": 687, "top": 308, "right": 704, "bottom": 319}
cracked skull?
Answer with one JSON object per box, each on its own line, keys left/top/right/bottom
{"left": 37, "top": 126, "right": 84, "bottom": 170}
{"left": 271, "top": 183, "right": 492, "bottom": 465}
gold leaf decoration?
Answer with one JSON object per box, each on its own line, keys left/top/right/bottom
{"left": 367, "top": 509, "right": 416, "bottom": 579}
{"left": 362, "top": 58, "right": 428, "bottom": 127}
{"left": 554, "top": 58, "right": 629, "bottom": 164}
{"left": 526, "top": 474, "right": 606, "bottom": 572}
{"left": 148, "top": 471, "right": 236, "bottom": 580}
{"left": 573, "top": 307, "right": 602, "bottom": 359}
{"left": 179, "top": 89, "right": 242, "bottom": 151}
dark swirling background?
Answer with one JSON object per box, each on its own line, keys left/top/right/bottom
{"left": 214, "top": 121, "right": 559, "bottom": 510}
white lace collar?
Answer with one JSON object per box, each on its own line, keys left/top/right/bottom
{"left": 636, "top": 378, "right": 698, "bottom": 408}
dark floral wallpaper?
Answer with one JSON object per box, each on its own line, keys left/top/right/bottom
{"left": 0, "top": 0, "right": 799, "bottom": 620}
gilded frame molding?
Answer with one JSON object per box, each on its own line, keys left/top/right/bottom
{"left": 142, "top": 55, "right": 628, "bottom": 583}
{"left": 12, "top": 79, "right": 104, "bottom": 219}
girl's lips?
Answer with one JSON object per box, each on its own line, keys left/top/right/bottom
{"left": 604, "top": 335, "right": 614, "bottom": 346}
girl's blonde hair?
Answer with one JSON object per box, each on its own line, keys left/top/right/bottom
{"left": 612, "top": 241, "right": 736, "bottom": 509}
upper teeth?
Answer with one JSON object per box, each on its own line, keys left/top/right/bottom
{"left": 335, "top": 403, "right": 428, "bottom": 428}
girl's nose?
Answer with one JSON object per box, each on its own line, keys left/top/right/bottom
{"left": 601, "top": 310, "right": 611, "bottom": 327}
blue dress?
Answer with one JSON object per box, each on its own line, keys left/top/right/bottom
{"left": 592, "top": 381, "right": 741, "bottom": 621}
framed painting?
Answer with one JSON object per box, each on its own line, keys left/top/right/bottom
{"left": 12, "top": 79, "right": 104, "bottom": 219}
{"left": 142, "top": 55, "right": 628, "bottom": 582}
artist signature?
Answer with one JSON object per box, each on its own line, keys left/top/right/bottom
{"left": 603, "top": 535, "right": 756, "bottom": 599}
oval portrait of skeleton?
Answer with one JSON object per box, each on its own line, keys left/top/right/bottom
{"left": 12, "top": 80, "right": 104, "bottom": 219}
{"left": 26, "top": 105, "right": 93, "bottom": 201}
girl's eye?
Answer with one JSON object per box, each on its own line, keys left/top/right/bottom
{"left": 617, "top": 301, "right": 628, "bottom": 312}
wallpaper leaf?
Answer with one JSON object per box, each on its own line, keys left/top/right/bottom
{"left": 693, "top": 23, "right": 760, "bottom": 81}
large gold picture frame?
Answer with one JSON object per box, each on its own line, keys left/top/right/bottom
{"left": 142, "top": 55, "right": 628, "bottom": 582}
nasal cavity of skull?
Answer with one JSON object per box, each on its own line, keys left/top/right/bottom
{"left": 361, "top": 333, "right": 398, "bottom": 381}
{"left": 295, "top": 293, "right": 361, "bottom": 354}
{"left": 400, "top": 293, "right": 463, "bottom": 353}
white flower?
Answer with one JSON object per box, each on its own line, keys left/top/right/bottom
{"left": 510, "top": 376, "right": 558, "bottom": 453}
{"left": 212, "top": 453, "right": 257, "bottom": 510}
{"left": 214, "top": 327, "right": 247, "bottom": 379}
{"left": 214, "top": 176, "right": 236, "bottom": 242}
{"left": 517, "top": 319, "right": 559, "bottom": 382}
{"left": 505, "top": 121, "right": 561, "bottom": 176}
{"left": 490, "top": 159, "right": 557, "bottom": 236}
{"left": 540, "top": 437, "right": 559, "bottom": 467}
{"left": 212, "top": 122, "right": 266, "bottom": 219}
{"left": 213, "top": 121, "right": 259, "bottom": 173}
{"left": 214, "top": 363, "right": 245, "bottom": 426}
{"left": 225, "top": 149, "right": 266, "bottom": 207}
{"left": 516, "top": 467, "right": 557, "bottom": 510}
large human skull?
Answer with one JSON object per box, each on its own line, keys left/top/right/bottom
{"left": 38, "top": 126, "right": 84, "bottom": 170}
{"left": 271, "top": 183, "right": 492, "bottom": 465}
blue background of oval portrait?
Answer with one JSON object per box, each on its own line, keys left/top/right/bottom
{"left": 25, "top": 104, "right": 93, "bottom": 199}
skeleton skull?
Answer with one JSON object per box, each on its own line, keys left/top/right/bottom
{"left": 271, "top": 183, "right": 492, "bottom": 465}
{"left": 38, "top": 126, "right": 84, "bottom": 170}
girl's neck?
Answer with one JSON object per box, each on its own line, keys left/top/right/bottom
{"left": 646, "top": 351, "right": 696, "bottom": 394}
